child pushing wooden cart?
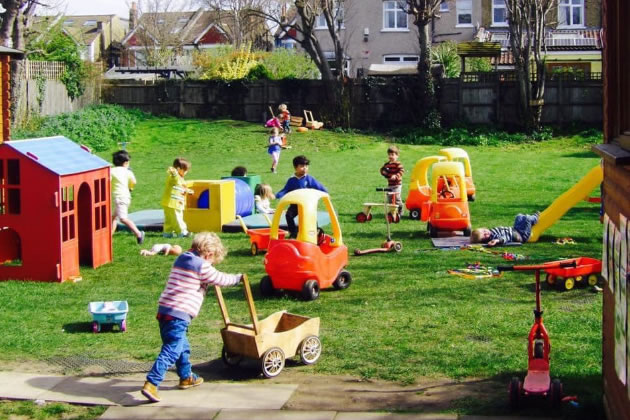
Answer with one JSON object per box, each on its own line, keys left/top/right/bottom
{"left": 214, "top": 275, "right": 322, "bottom": 378}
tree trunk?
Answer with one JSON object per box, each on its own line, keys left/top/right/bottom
{"left": 417, "top": 20, "right": 436, "bottom": 125}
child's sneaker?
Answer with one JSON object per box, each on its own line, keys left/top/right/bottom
{"left": 179, "top": 232, "right": 190, "bottom": 238}
{"left": 178, "top": 374, "right": 203, "bottom": 389}
{"left": 137, "top": 231, "right": 145, "bottom": 245}
{"left": 141, "top": 381, "right": 161, "bottom": 402}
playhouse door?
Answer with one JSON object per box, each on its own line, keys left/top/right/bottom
{"left": 78, "top": 183, "right": 93, "bottom": 265}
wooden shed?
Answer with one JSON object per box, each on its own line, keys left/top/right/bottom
{"left": 0, "top": 45, "right": 24, "bottom": 142}
{"left": 593, "top": 0, "right": 630, "bottom": 418}
{"left": 0, "top": 136, "right": 112, "bottom": 282}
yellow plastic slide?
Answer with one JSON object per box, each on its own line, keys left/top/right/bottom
{"left": 528, "top": 165, "right": 603, "bottom": 242}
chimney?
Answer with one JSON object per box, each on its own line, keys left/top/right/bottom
{"left": 129, "top": 2, "right": 138, "bottom": 31}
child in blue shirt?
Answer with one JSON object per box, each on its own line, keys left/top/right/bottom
{"left": 275, "top": 155, "right": 328, "bottom": 238}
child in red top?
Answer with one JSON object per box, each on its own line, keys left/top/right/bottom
{"left": 380, "top": 145, "right": 405, "bottom": 216}
{"left": 278, "top": 103, "right": 291, "bottom": 133}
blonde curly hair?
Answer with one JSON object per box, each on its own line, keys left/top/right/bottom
{"left": 191, "top": 232, "right": 227, "bottom": 264}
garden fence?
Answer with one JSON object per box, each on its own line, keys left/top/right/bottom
{"left": 25, "top": 60, "right": 66, "bottom": 80}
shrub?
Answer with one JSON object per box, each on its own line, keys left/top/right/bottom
{"left": 260, "top": 49, "right": 320, "bottom": 80}
{"left": 193, "top": 44, "right": 263, "bottom": 81}
{"left": 392, "top": 125, "right": 556, "bottom": 146}
{"left": 12, "top": 105, "right": 143, "bottom": 151}
{"left": 431, "top": 41, "right": 460, "bottom": 78}
{"left": 246, "top": 64, "right": 272, "bottom": 80}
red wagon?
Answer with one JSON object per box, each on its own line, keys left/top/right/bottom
{"left": 238, "top": 216, "right": 288, "bottom": 256}
{"left": 544, "top": 257, "right": 602, "bottom": 291}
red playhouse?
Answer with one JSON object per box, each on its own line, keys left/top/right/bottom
{"left": 0, "top": 136, "right": 113, "bottom": 282}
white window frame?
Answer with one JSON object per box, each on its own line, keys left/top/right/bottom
{"left": 492, "top": 0, "right": 508, "bottom": 27}
{"left": 456, "top": 0, "right": 473, "bottom": 27}
{"left": 440, "top": 1, "right": 449, "bottom": 12}
{"left": 314, "top": 3, "right": 345, "bottom": 30}
{"left": 558, "top": 0, "right": 584, "bottom": 28}
{"left": 383, "top": 54, "right": 419, "bottom": 65}
{"left": 382, "top": 1, "right": 408, "bottom": 32}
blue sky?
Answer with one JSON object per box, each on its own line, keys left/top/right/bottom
{"left": 62, "top": 0, "right": 132, "bottom": 18}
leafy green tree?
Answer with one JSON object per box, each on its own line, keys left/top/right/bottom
{"left": 431, "top": 41, "right": 460, "bottom": 78}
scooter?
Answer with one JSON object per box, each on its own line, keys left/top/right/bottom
{"left": 354, "top": 187, "right": 403, "bottom": 256}
{"left": 498, "top": 260, "right": 576, "bottom": 409}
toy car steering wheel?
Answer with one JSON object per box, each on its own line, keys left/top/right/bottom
{"left": 439, "top": 189, "right": 455, "bottom": 199}
{"left": 317, "top": 228, "right": 326, "bottom": 246}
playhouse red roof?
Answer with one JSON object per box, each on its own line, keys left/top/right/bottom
{"left": 4, "top": 136, "right": 110, "bottom": 175}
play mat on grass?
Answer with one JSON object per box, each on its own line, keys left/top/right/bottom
{"left": 117, "top": 210, "right": 331, "bottom": 233}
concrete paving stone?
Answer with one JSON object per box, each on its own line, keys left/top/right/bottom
{"left": 117, "top": 380, "right": 220, "bottom": 407}
{"left": 335, "top": 413, "right": 457, "bottom": 420}
{"left": 460, "top": 417, "right": 557, "bottom": 420}
{"left": 208, "top": 383, "right": 298, "bottom": 410}
{"left": 0, "top": 372, "right": 66, "bottom": 400}
{"left": 99, "top": 406, "right": 220, "bottom": 420}
{"left": 216, "top": 409, "right": 336, "bottom": 420}
{"left": 38, "top": 376, "right": 144, "bottom": 406}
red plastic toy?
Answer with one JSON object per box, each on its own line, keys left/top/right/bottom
{"left": 237, "top": 215, "right": 288, "bottom": 255}
{"left": 498, "top": 260, "right": 576, "bottom": 409}
{"left": 354, "top": 187, "right": 403, "bottom": 256}
{"left": 544, "top": 257, "right": 602, "bottom": 291}
{"left": 261, "top": 189, "right": 350, "bottom": 301}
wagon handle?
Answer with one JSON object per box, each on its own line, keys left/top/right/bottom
{"left": 497, "top": 260, "right": 577, "bottom": 272}
{"left": 262, "top": 213, "right": 272, "bottom": 226}
{"left": 213, "top": 274, "right": 259, "bottom": 335}
{"left": 236, "top": 215, "right": 249, "bottom": 234}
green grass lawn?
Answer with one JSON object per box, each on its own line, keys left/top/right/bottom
{"left": 0, "top": 117, "right": 604, "bottom": 417}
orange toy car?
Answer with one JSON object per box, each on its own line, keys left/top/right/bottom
{"left": 261, "top": 189, "right": 351, "bottom": 301}
{"left": 439, "top": 147, "right": 476, "bottom": 201}
{"left": 405, "top": 155, "right": 446, "bottom": 220}
{"left": 422, "top": 161, "right": 471, "bottom": 237}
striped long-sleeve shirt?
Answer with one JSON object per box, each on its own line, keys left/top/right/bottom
{"left": 157, "top": 251, "right": 241, "bottom": 322}
{"left": 489, "top": 226, "right": 516, "bottom": 245}
{"left": 380, "top": 161, "right": 404, "bottom": 187}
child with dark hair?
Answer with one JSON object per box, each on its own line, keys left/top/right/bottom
{"left": 275, "top": 155, "right": 328, "bottom": 238}
{"left": 161, "top": 158, "right": 193, "bottom": 238}
{"left": 380, "top": 145, "right": 404, "bottom": 216}
{"left": 231, "top": 166, "right": 248, "bottom": 177}
{"left": 111, "top": 150, "right": 144, "bottom": 244}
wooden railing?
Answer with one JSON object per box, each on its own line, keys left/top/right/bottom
{"left": 25, "top": 60, "right": 66, "bottom": 80}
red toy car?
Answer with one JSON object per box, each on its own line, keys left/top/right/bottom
{"left": 261, "top": 189, "right": 351, "bottom": 301}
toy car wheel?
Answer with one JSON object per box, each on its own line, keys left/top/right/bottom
{"left": 393, "top": 242, "right": 403, "bottom": 252}
{"left": 356, "top": 212, "right": 368, "bottom": 223}
{"left": 299, "top": 335, "right": 322, "bottom": 365}
{"left": 549, "top": 378, "right": 563, "bottom": 408}
{"left": 409, "top": 209, "right": 421, "bottom": 220}
{"left": 261, "top": 347, "right": 285, "bottom": 378}
{"left": 468, "top": 194, "right": 476, "bottom": 202}
{"left": 463, "top": 226, "right": 472, "bottom": 237}
{"left": 393, "top": 213, "right": 401, "bottom": 223}
{"left": 387, "top": 213, "right": 395, "bottom": 224}
{"left": 554, "top": 276, "right": 564, "bottom": 289}
{"left": 575, "top": 275, "right": 583, "bottom": 284}
{"left": 92, "top": 321, "right": 100, "bottom": 333}
{"left": 587, "top": 274, "right": 600, "bottom": 286}
{"left": 509, "top": 377, "right": 521, "bottom": 409}
{"left": 260, "top": 276, "right": 275, "bottom": 297}
{"left": 120, "top": 320, "right": 127, "bottom": 332}
{"left": 429, "top": 224, "right": 439, "bottom": 238}
{"left": 251, "top": 243, "right": 258, "bottom": 256}
{"left": 302, "top": 280, "right": 320, "bottom": 300}
{"left": 562, "top": 277, "right": 575, "bottom": 291}
{"left": 546, "top": 273, "right": 556, "bottom": 286}
{"left": 222, "top": 346, "right": 243, "bottom": 367}
{"left": 333, "top": 270, "right": 352, "bottom": 290}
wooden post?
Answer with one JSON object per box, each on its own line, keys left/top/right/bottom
{"left": 1, "top": 55, "right": 11, "bottom": 142}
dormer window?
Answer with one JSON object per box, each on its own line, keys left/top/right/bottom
{"left": 63, "top": 20, "right": 74, "bottom": 26}
{"left": 83, "top": 20, "right": 97, "bottom": 26}
{"left": 558, "top": 0, "right": 584, "bottom": 27}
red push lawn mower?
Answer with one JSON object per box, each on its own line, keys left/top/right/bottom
{"left": 497, "top": 260, "right": 576, "bottom": 409}
{"left": 354, "top": 187, "right": 402, "bottom": 256}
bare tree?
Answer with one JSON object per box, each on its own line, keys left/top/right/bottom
{"left": 133, "top": 0, "right": 195, "bottom": 66}
{"left": 401, "top": 0, "right": 442, "bottom": 125}
{"left": 196, "top": 0, "right": 271, "bottom": 49}
{"left": 506, "top": 0, "right": 555, "bottom": 132}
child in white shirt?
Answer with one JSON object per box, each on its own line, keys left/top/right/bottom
{"left": 254, "top": 183, "right": 275, "bottom": 214}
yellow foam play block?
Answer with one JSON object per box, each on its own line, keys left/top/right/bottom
{"left": 184, "top": 180, "right": 236, "bottom": 232}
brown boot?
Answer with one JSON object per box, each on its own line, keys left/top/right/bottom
{"left": 141, "top": 381, "right": 161, "bottom": 402}
{"left": 178, "top": 374, "right": 204, "bottom": 389}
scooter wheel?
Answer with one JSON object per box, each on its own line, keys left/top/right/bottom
{"left": 393, "top": 242, "right": 403, "bottom": 252}
{"left": 509, "top": 377, "right": 521, "bottom": 409}
{"left": 549, "top": 378, "right": 563, "bottom": 408}
{"left": 356, "top": 213, "right": 368, "bottom": 223}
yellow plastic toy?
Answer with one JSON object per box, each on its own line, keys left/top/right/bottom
{"left": 405, "top": 155, "right": 446, "bottom": 220}
{"left": 439, "top": 147, "right": 476, "bottom": 201}
{"left": 184, "top": 180, "right": 236, "bottom": 232}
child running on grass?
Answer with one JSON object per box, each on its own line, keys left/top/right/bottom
{"left": 276, "top": 155, "right": 328, "bottom": 238}
{"left": 161, "top": 158, "right": 193, "bottom": 238}
{"left": 110, "top": 150, "right": 145, "bottom": 244}
{"left": 380, "top": 145, "right": 405, "bottom": 216}
{"left": 267, "top": 127, "right": 284, "bottom": 173}
{"left": 141, "top": 232, "right": 243, "bottom": 403}
{"left": 471, "top": 212, "right": 540, "bottom": 247}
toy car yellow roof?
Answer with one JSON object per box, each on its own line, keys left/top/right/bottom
{"left": 439, "top": 147, "right": 472, "bottom": 177}
{"left": 409, "top": 155, "right": 446, "bottom": 189}
{"left": 430, "top": 161, "right": 468, "bottom": 202}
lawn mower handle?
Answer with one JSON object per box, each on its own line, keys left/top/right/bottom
{"left": 497, "top": 261, "right": 577, "bottom": 272}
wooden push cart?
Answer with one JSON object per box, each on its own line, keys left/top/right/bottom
{"left": 214, "top": 275, "right": 322, "bottom": 378}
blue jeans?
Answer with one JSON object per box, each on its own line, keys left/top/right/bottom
{"left": 146, "top": 318, "right": 192, "bottom": 386}
{"left": 513, "top": 213, "right": 539, "bottom": 243}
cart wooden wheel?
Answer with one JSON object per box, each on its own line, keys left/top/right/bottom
{"left": 333, "top": 270, "right": 352, "bottom": 290}
{"left": 251, "top": 243, "right": 258, "bottom": 256}
{"left": 355, "top": 212, "right": 368, "bottom": 223}
{"left": 549, "top": 378, "right": 563, "bottom": 408}
{"left": 561, "top": 277, "right": 575, "bottom": 291}
{"left": 302, "top": 280, "right": 320, "bottom": 300}
{"left": 509, "top": 377, "right": 521, "bottom": 409}
{"left": 261, "top": 347, "right": 285, "bottom": 378}
{"left": 260, "top": 276, "right": 275, "bottom": 297}
{"left": 92, "top": 321, "right": 100, "bottom": 333}
{"left": 587, "top": 274, "right": 599, "bottom": 286}
{"left": 222, "top": 346, "right": 243, "bottom": 367}
{"left": 393, "top": 242, "right": 403, "bottom": 252}
{"left": 409, "top": 208, "right": 421, "bottom": 220}
{"left": 299, "top": 336, "right": 322, "bottom": 365}
{"left": 546, "top": 273, "right": 556, "bottom": 286}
